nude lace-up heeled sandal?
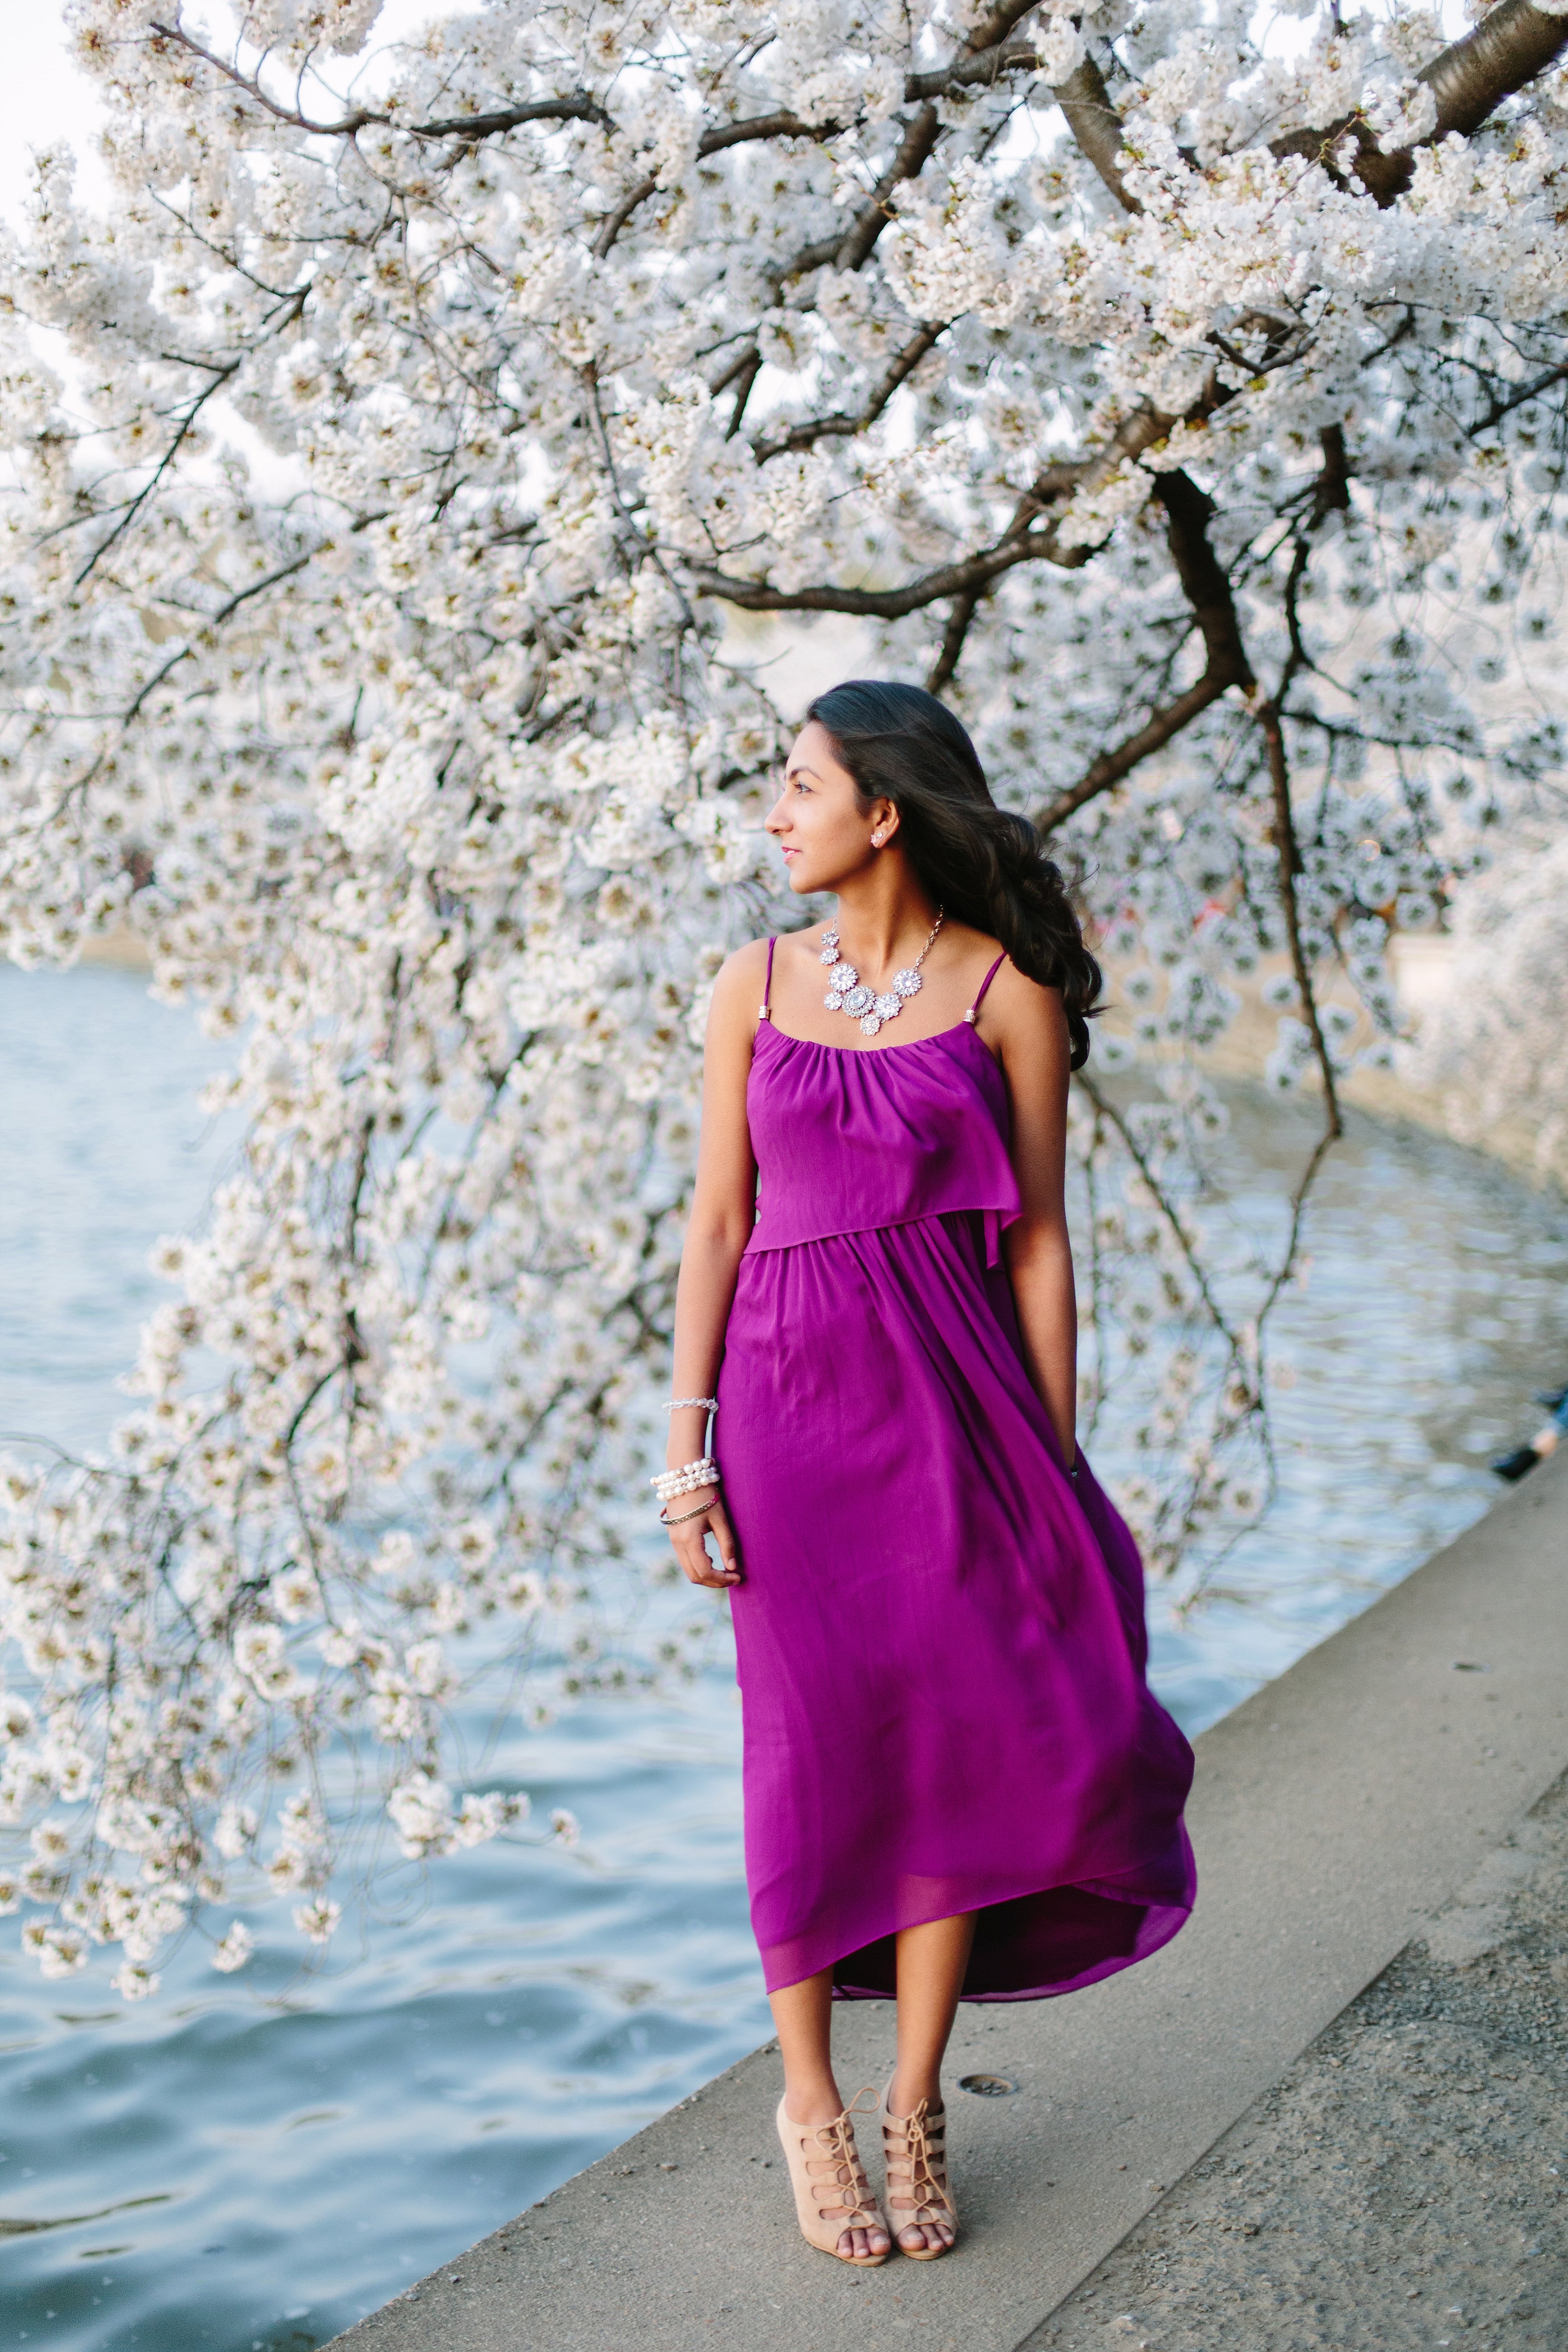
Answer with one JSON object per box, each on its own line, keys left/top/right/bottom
{"left": 775, "top": 2090, "right": 891, "bottom": 2266}
{"left": 880, "top": 2081, "right": 958, "bottom": 2258}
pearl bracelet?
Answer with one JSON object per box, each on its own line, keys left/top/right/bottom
{"left": 650, "top": 1457, "right": 720, "bottom": 1503}
{"left": 652, "top": 1476, "right": 719, "bottom": 1509}
{"left": 652, "top": 1459, "right": 718, "bottom": 1496}
{"left": 663, "top": 1397, "right": 719, "bottom": 1415}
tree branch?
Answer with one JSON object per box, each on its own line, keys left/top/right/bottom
{"left": 1280, "top": 426, "right": 1350, "bottom": 676}
{"left": 1418, "top": 0, "right": 1568, "bottom": 141}
{"left": 1036, "top": 468, "right": 1254, "bottom": 831}
{"left": 101, "top": 549, "right": 319, "bottom": 731}
{"left": 691, "top": 508, "right": 1090, "bottom": 618}
{"left": 1272, "top": 0, "right": 1568, "bottom": 203}
{"left": 149, "top": 21, "right": 609, "bottom": 143}
{"left": 926, "top": 590, "right": 982, "bottom": 694}
{"left": 832, "top": 103, "right": 943, "bottom": 274}
{"left": 1036, "top": 669, "right": 1239, "bottom": 833}
{"left": 1258, "top": 701, "right": 1343, "bottom": 1136}
{"left": 964, "top": 0, "right": 1048, "bottom": 52}
{"left": 1153, "top": 470, "right": 1254, "bottom": 682}
{"left": 749, "top": 321, "right": 949, "bottom": 461}
{"left": 207, "top": 547, "right": 315, "bottom": 627}
{"left": 75, "top": 356, "right": 241, "bottom": 586}
{"left": 593, "top": 112, "right": 846, "bottom": 258}
{"left": 121, "top": 645, "right": 194, "bottom": 726}
{"left": 1472, "top": 357, "right": 1568, "bottom": 435}
{"left": 907, "top": 37, "right": 1047, "bottom": 101}
{"left": 721, "top": 349, "right": 763, "bottom": 438}
{"left": 767, "top": 10, "right": 1050, "bottom": 285}
{"left": 590, "top": 175, "right": 659, "bottom": 259}
{"left": 1256, "top": 1120, "right": 1340, "bottom": 1327}
{"left": 414, "top": 96, "right": 612, "bottom": 142}
{"left": 1051, "top": 52, "right": 1141, "bottom": 212}
{"left": 1044, "top": 0, "right": 1568, "bottom": 225}
{"left": 590, "top": 22, "right": 1070, "bottom": 262}
{"left": 1074, "top": 1072, "right": 1244, "bottom": 1348}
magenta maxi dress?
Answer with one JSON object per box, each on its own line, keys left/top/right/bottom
{"left": 713, "top": 941, "right": 1196, "bottom": 2002}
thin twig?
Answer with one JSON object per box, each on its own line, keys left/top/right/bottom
{"left": 1258, "top": 699, "right": 1343, "bottom": 1137}
{"left": 149, "top": 21, "right": 607, "bottom": 143}
{"left": 1257, "top": 1120, "right": 1340, "bottom": 1328}
{"left": 74, "top": 358, "right": 240, "bottom": 585}
{"left": 750, "top": 321, "right": 950, "bottom": 463}
{"left": 1075, "top": 1073, "right": 1243, "bottom": 1348}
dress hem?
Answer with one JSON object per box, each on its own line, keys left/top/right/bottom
{"left": 829, "top": 1895, "right": 1193, "bottom": 2004}
{"left": 761, "top": 1834, "right": 1197, "bottom": 2007}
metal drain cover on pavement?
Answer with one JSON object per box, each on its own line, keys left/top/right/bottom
{"left": 958, "top": 2072, "right": 1018, "bottom": 2096}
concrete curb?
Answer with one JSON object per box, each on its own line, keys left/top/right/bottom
{"left": 327, "top": 1453, "right": 1568, "bottom": 2352}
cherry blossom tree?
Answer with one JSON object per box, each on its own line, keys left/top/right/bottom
{"left": 2, "top": 0, "right": 1565, "bottom": 1990}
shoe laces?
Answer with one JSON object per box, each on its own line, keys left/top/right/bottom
{"left": 885, "top": 2096, "right": 952, "bottom": 2222}
{"left": 800, "top": 2089, "right": 880, "bottom": 2224}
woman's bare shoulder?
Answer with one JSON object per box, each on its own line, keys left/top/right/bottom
{"left": 985, "top": 955, "right": 1061, "bottom": 1009}
{"left": 704, "top": 936, "right": 776, "bottom": 1037}
{"left": 982, "top": 956, "right": 1069, "bottom": 1049}
{"left": 717, "top": 926, "right": 831, "bottom": 991}
{"left": 714, "top": 935, "right": 775, "bottom": 996}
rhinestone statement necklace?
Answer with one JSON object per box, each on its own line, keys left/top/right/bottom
{"left": 820, "top": 910, "right": 945, "bottom": 1037}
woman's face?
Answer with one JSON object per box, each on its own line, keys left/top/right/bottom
{"left": 763, "top": 720, "right": 892, "bottom": 896}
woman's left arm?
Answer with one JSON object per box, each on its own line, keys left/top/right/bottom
{"left": 989, "top": 966, "right": 1077, "bottom": 1471}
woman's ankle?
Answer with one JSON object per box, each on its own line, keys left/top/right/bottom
{"left": 887, "top": 2070, "right": 943, "bottom": 2117}
{"left": 782, "top": 2080, "right": 846, "bottom": 2127}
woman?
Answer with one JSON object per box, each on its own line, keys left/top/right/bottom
{"left": 657, "top": 682, "right": 1195, "bottom": 2267}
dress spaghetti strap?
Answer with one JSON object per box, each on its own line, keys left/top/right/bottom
{"left": 964, "top": 952, "right": 1007, "bottom": 1024}
{"left": 758, "top": 936, "right": 776, "bottom": 1023}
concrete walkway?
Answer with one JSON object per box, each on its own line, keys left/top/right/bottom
{"left": 1034, "top": 1766, "right": 1568, "bottom": 2349}
{"left": 327, "top": 1456, "right": 1568, "bottom": 2352}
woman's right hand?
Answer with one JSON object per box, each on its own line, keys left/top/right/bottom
{"left": 666, "top": 1490, "right": 742, "bottom": 1590}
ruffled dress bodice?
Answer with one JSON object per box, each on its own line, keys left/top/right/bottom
{"left": 745, "top": 1019, "right": 1020, "bottom": 1261}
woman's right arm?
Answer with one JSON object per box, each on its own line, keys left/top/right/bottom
{"left": 662, "top": 941, "right": 769, "bottom": 1591}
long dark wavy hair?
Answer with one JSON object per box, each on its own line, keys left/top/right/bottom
{"left": 805, "top": 680, "right": 1103, "bottom": 1068}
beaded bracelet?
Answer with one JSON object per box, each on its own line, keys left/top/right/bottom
{"left": 652, "top": 1467, "right": 718, "bottom": 1497}
{"left": 652, "top": 1473, "right": 719, "bottom": 1510}
{"left": 663, "top": 1397, "right": 719, "bottom": 1414}
{"left": 650, "top": 1458, "right": 720, "bottom": 1503}
{"left": 651, "top": 1455, "right": 717, "bottom": 1486}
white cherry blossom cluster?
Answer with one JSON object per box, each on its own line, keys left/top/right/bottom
{"left": 1, "top": 0, "right": 1565, "bottom": 1987}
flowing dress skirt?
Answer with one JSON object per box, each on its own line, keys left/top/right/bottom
{"left": 717, "top": 1206, "right": 1196, "bottom": 2000}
